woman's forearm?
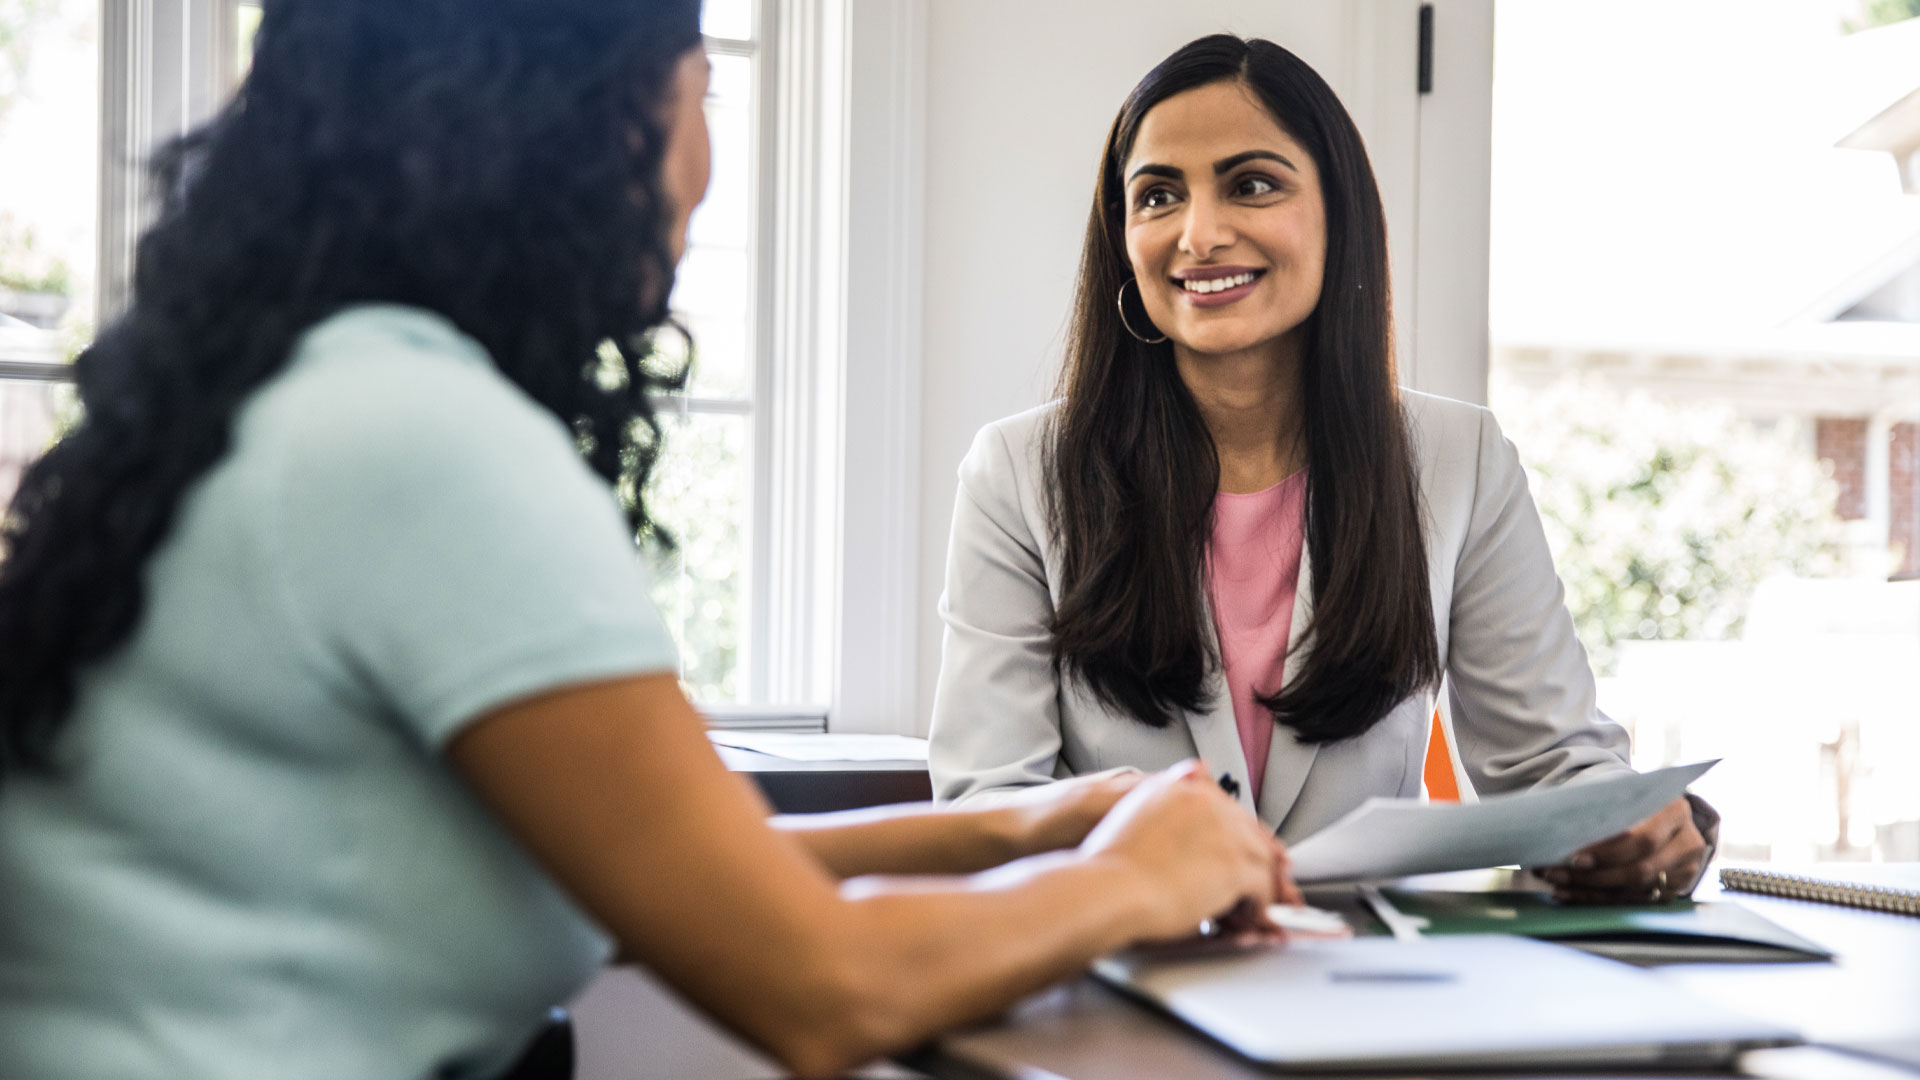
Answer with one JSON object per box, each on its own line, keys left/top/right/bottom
{"left": 773, "top": 803, "right": 1028, "bottom": 878}
{"left": 776, "top": 769, "right": 1145, "bottom": 879}
{"left": 805, "top": 852, "right": 1159, "bottom": 1062}
{"left": 452, "top": 677, "right": 1263, "bottom": 1080}
{"left": 815, "top": 765, "right": 1274, "bottom": 1067}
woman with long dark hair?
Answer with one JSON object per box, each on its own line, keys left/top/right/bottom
{"left": 0, "top": 5, "right": 1298, "bottom": 1077}
{"left": 929, "top": 34, "right": 1714, "bottom": 905}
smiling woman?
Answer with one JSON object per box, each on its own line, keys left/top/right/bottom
{"left": 1121, "top": 88, "right": 1327, "bottom": 370}
{"left": 928, "top": 33, "right": 1719, "bottom": 908}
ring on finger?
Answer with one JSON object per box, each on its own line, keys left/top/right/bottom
{"left": 1648, "top": 869, "right": 1668, "bottom": 902}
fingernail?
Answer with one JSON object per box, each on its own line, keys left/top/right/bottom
{"left": 1570, "top": 854, "right": 1594, "bottom": 869}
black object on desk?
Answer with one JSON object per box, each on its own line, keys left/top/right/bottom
{"left": 715, "top": 744, "right": 931, "bottom": 814}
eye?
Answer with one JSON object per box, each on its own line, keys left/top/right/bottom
{"left": 1136, "top": 186, "right": 1177, "bottom": 211}
{"left": 1234, "top": 174, "right": 1280, "bottom": 198}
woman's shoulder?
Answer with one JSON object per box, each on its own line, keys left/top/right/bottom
{"left": 958, "top": 399, "right": 1060, "bottom": 484}
{"left": 970, "top": 399, "right": 1060, "bottom": 454}
{"left": 951, "top": 400, "right": 1061, "bottom": 542}
{"left": 1399, "top": 388, "right": 1521, "bottom": 476}
{"left": 253, "top": 304, "right": 577, "bottom": 477}
{"left": 1399, "top": 388, "right": 1495, "bottom": 446}
{"left": 279, "top": 304, "right": 535, "bottom": 421}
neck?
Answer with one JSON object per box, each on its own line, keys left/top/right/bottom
{"left": 1174, "top": 330, "right": 1306, "bottom": 494}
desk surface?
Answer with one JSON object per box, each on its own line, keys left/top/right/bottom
{"left": 573, "top": 864, "right": 1920, "bottom": 1080}
{"left": 712, "top": 745, "right": 929, "bottom": 774}
{"left": 715, "top": 745, "right": 932, "bottom": 814}
{"left": 917, "top": 871, "right": 1920, "bottom": 1080}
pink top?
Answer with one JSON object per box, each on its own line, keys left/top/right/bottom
{"left": 1205, "top": 470, "right": 1308, "bottom": 801}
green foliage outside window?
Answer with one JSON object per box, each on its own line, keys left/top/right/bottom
{"left": 1495, "top": 378, "right": 1848, "bottom": 676}
{"left": 0, "top": 0, "right": 57, "bottom": 122}
{"left": 641, "top": 410, "right": 746, "bottom": 703}
{"left": 1843, "top": 0, "right": 1920, "bottom": 32}
{"left": 0, "top": 216, "right": 71, "bottom": 297}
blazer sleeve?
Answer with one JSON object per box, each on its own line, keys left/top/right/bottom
{"left": 927, "top": 422, "right": 1068, "bottom": 805}
{"left": 1446, "top": 407, "right": 1634, "bottom": 796}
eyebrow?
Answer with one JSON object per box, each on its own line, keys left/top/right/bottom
{"left": 1126, "top": 149, "right": 1299, "bottom": 184}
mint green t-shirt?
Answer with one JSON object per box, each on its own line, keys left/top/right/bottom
{"left": 0, "top": 306, "right": 680, "bottom": 1079}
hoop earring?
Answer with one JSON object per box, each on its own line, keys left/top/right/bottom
{"left": 1116, "top": 278, "right": 1168, "bottom": 344}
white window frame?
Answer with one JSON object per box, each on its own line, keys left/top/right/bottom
{"left": 0, "top": 6, "right": 239, "bottom": 403}
{"left": 760, "top": 0, "right": 926, "bottom": 734}
{"left": 654, "top": 11, "right": 786, "bottom": 724}
{"left": 98, "top": 0, "right": 238, "bottom": 323}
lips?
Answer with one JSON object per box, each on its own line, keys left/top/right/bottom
{"left": 1171, "top": 267, "right": 1265, "bottom": 308}
{"left": 1177, "top": 270, "right": 1262, "bottom": 294}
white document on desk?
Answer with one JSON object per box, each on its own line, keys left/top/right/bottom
{"left": 1287, "top": 760, "right": 1716, "bottom": 883}
{"left": 707, "top": 731, "right": 930, "bottom": 762}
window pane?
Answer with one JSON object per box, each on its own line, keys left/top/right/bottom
{"left": 701, "top": 0, "right": 753, "bottom": 42}
{"left": 0, "top": 0, "right": 99, "bottom": 346}
{"left": 671, "top": 246, "right": 751, "bottom": 398}
{"left": 674, "top": 51, "right": 754, "bottom": 400}
{"left": 679, "top": 314, "right": 750, "bottom": 400}
{"left": 0, "top": 378, "right": 72, "bottom": 507}
{"left": 689, "top": 53, "right": 753, "bottom": 252}
{"left": 237, "top": 4, "right": 262, "bottom": 77}
{"left": 1490, "top": 1, "right": 1920, "bottom": 863}
{"left": 643, "top": 410, "right": 749, "bottom": 704}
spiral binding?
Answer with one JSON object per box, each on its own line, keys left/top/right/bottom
{"left": 1719, "top": 868, "right": 1920, "bottom": 917}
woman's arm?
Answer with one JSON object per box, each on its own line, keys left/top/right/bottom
{"left": 1444, "top": 404, "right": 1709, "bottom": 899}
{"left": 928, "top": 420, "right": 1077, "bottom": 805}
{"left": 450, "top": 674, "right": 1277, "bottom": 1080}
{"left": 774, "top": 768, "right": 1144, "bottom": 878}
{"left": 1444, "top": 405, "right": 1634, "bottom": 792}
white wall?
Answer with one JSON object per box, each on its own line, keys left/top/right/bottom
{"left": 907, "top": 0, "right": 1493, "bottom": 729}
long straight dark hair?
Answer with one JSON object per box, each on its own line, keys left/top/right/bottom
{"left": 1046, "top": 34, "right": 1439, "bottom": 744}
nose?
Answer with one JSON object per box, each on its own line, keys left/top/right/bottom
{"left": 1178, "top": 191, "right": 1233, "bottom": 260}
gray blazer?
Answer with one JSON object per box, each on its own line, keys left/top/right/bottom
{"left": 928, "top": 390, "right": 1634, "bottom": 843}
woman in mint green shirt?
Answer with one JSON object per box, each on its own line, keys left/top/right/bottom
{"left": 0, "top": 2, "right": 1298, "bottom": 1078}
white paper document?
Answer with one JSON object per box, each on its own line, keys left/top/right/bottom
{"left": 707, "top": 731, "right": 930, "bottom": 762}
{"left": 1286, "top": 760, "right": 1716, "bottom": 883}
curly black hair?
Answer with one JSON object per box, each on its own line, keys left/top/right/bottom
{"left": 0, "top": 0, "right": 705, "bottom": 782}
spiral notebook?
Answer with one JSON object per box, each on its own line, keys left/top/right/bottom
{"left": 1719, "top": 866, "right": 1920, "bottom": 917}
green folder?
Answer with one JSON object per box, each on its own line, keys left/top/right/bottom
{"left": 1373, "top": 889, "right": 1834, "bottom": 965}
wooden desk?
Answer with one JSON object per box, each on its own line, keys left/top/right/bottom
{"left": 714, "top": 744, "right": 932, "bottom": 814}
{"left": 914, "top": 872, "right": 1920, "bottom": 1080}
{"left": 573, "top": 867, "right": 1920, "bottom": 1080}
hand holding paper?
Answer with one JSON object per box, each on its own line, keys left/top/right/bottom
{"left": 1286, "top": 761, "right": 1717, "bottom": 883}
{"left": 1541, "top": 793, "right": 1709, "bottom": 903}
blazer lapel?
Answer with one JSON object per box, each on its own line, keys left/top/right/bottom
{"left": 1255, "top": 540, "right": 1320, "bottom": 833}
{"left": 1187, "top": 610, "right": 1257, "bottom": 817}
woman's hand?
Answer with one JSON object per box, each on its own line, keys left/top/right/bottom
{"left": 1536, "top": 796, "right": 1706, "bottom": 904}
{"left": 1079, "top": 761, "right": 1289, "bottom": 941}
{"left": 997, "top": 767, "right": 1147, "bottom": 857}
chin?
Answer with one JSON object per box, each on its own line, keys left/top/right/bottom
{"left": 1174, "top": 326, "right": 1272, "bottom": 356}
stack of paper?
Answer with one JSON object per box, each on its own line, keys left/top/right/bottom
{"left": 1287, "top": 761, "right": 1716, "bottom": 882}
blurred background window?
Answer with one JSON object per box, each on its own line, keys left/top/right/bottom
{"left": 1491, "top": 0, "right": 1920, "bottom": 864}
{"left": 0, "top": 0, "right": 94, "bottom": 506}
{"left": 643, "top": 0, "right": 763, "bottom": 707}
{"left": 0, "top": 0, "right": 772, "bottom": 713}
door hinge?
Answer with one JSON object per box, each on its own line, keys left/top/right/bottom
{"left": 1418, "top": 3, "right": 1434, "bottom": 94}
